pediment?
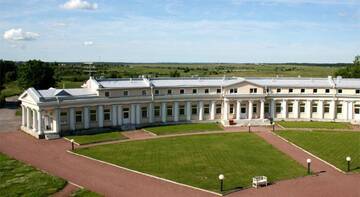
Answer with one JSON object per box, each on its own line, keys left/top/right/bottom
{"left": 225, "top": 80, "right": 263, "bottom": 89}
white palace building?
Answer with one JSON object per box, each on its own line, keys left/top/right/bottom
{"left": 19, "top": 76, "right": 360, "bottom": 139}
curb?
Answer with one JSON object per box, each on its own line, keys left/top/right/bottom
{"left": 272, "top": 132, "right": 346, "bottom": 174}
{"left": 67, "top": 150, "right": 223, "bottom": 196}
{"left": 63, "top": 137, "right": 80, "bottom": 146}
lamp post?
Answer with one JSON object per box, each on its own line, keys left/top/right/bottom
{"left": 70, "top": 139, "right": 74, "bottom": 151}
{"left": 346, "top": 156, "right": 351, "bottom": 172}
{"left": 307, "top": 159, "right": 311, "bottom": 174}
{"left": 248, "top": 123, "right": 251, "bottom": 133}
{"left": 272, "top": 122, "right": 275, "bottom": 132}
{"left": 218, "top": 174, "right": 224, "bottom": 192}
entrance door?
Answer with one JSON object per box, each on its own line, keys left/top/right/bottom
{"left": 240, "top": 105, "right": 247, "bottom": 119}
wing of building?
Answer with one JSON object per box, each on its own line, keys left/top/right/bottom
{"left": 19, "top": 76, "right": 360, "bottom": 139}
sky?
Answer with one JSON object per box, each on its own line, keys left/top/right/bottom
{"left": 0, "top": 0, "right": 359, "bottom": 63}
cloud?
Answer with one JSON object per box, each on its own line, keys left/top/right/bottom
{"left": 62, "top": 0, "right": 98, "bottom": 10}
{"left": 83, "top": 41, "right": 94, "bottom": 46}
{"left": 3, "top": 28, "right": 39, "bottom": 41}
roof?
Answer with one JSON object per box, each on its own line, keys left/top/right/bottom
{"left": 38, "top": 88, "right": 97, "bottom": 98}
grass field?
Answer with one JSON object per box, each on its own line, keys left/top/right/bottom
{"left": 278, "top": 130, "right": 360, "bottom": 172}
{"left": 67, "top": 131, "right": 127, "bottom": 145}
{"left": 75, "top": 133, "right": 307, "bottom": 193}
{"left": 145, "top": 123, "right": 223, "bottom": 135}
{"left": 71, "top": 189, "right": 102, "bottom": 197}
{"left": 277, "top": 121, "right": 351, "bottom": 129}
{"left": 0, "top": 153, "right": 67, "bottom": 197}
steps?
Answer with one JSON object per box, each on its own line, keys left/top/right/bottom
{"left": 44, "top": 133, "right": 60, "bottom": 140}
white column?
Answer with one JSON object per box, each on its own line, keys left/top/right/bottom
{"left": 281, "top": 100, "right": 287, "bottom": 119}
{"left": 27, "top": 107, "right": 32, "bottom": 129}
{"left": 293, "top": 100, "right": 299, "bottom": 119}
{"left": 248, "top": 100, "right": 253, "bottom": 120}
{"left": 130, "top": 104, "right": 136, "bottom": 124}
{"left": 198, "top": 101, "right": 204, "bottom": 121}
{"left": 260, "top": 99, "right": 265, "bottom": 120}
{"left": 84, "top": 107, "right": 90, "bottom": 129}
{"left": 342, "top": 101, "right": 348, "bottom": 120}
{"left": 329, "top": 100, "right": 336, "bottom": 120}
{"left": 98, "top": 105, "right": 104, "bottom": 128}
{"left": 135, "top": 104, "right": 141, "bottom": 125}
{"left": 69, "top": 108, "right": 75, "bottom": 131}
{"left": 161, "top": 102, "right": 167, "bottom": 123}
{"left": 306, "top": 100, "right": 312, "bottom": 119}
{"left": 21, "top": 105, "right": 26, "bottom": 127}
{"left": 210, "top": 101, "right": 216, "bottom": 120}
{"left": 112, "top": 105, "right": 117, "bottom": 126}
{"left": 53, "top": 108, "right": 60, "bottom": 133}
{"left": 236, "top": 100, "right": 241, "bottom": 120}
{"left": 37, "top": 110, "right": 43, "bottom": 135}
{"left": 186, "top": 101, "right": 191, "bottom": 121}
{"left": 270, "top": 99, "right": 275, "bottom": 119}
{"left": 32, "top": 109, "right": 37, "bottom": 132}
{"left": 318, "top": 100, "right": 324, "bottom": 119}
{"left": 117, "top": 105, "right": 123, "bottom": 126}
{"left": 148, "top": 103, "right": 154, "bottom": 123}
{"left": 174, "top": 102, "right": 179, "bottom": 122}
{"left": 223, "top": 99, "right": 229, "bottom": 121}
{"left": 348, "top": 101, "right": 353, "bottom": 120}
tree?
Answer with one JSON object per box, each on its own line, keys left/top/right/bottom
{"left": 169, "top": 70, "right": 181, "bottom": 77}
{"left": 17, "top": 60, "right": 56, "bottom": 89}
{"left": 335, "top": 55, "right": 360, "bottom": 78}
{"left": 0, "top": 60, "right": 16, "bottom": 90}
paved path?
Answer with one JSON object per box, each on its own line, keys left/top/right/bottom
{"left": 227, "top": 131, "right": 360, "bottom": 197}
{"left": 0, "top": 97, "right": 20, "bottom": 133}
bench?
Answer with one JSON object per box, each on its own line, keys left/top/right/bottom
{"left": 252, "top": 176, "right": 268, "bottom": 188}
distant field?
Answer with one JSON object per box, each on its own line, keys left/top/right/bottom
{"left": 278, "top": 131, "right": 360, "bottom": 172}
{"left": 277, "top": 121, "right": 351, "bottom": 129}
{"left": 145, "top": 123, "right": 222, "bottom": 135}
{"left": 75, "top": 133, "right": 307, "bottom": 193}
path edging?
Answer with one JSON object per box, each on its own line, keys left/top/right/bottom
{"left": 64, "top": 137, "right": 80, "bottom": 146}
{"left": 272, "top": 132, "right": 346, "bottom": 174}
{"left": 67, "top": 150, "right": 223, "bottom": 196}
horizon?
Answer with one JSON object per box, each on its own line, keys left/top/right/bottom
{"left": 1, "top": 0, "right": 359, "bottom": 63}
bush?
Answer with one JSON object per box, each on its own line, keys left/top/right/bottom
{"left": 0, "top": 94, "right": 5, "bottom": 107}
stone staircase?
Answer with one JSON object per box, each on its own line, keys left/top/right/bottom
{"left": 44, "top": 133, "right": 60, "bottom": 140}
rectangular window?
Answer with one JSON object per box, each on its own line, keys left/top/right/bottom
{"left": 276, "top": 103, "right": 281, "bottom": 113}
{"left": 266, "top": 88, "right": 270, "bottom": 93}
{"left": 192, "top": 104, "right": 197, "bottom": 115}
{"left": 154, "top": 106, "right": 160, "bottom": 117}
{"left": 289, "top": 88, "right": 293, "bottom": 93}
{"left": 355, "top": 105, "right": 360, "bottom": 114}
{"left": 179, "top": 105, "right": 185, "bottom": 115}
{"left": 356, "top": 89, "right": 360, "bottom": 94}
{"left": 230, "top": 104, "right": 234, "bottom": 114}
{"left": 265, "top": 103, "right": 270, "bottom": 113}
{"left": 324, "top": 104, "right": 330, "bottom": 113}
{"left": 90, "top": 110, "right": 97, "bottom": 121}
{"left": 337, "top": 104, "right": 342, "bottom": 114}
{"left": 338, "top": 89, "right": 342, "bottom": 94}
{"left": 313, "top": 89, "right": 317, "bottom": 93}
{"left": 105, "top": 91, "right": 110, "bottom": 97}
{"left": 288, "top": 103, "right": 293, "bottom": 113}
{"left": 312, "top": 103, "right": 317, "bottom": 113}
{"left": 325, "top": 89, "right": 330, "bottom": 93}
{"left": 167, "top": 89, "right": 172, "bottom": 95}
{"left": 230, "top": 89, "right": 233, "bottom": 94}
{"left": 241, "top": 107, "right": 246, "bottom": 113}
{"left": 216, "top": 104, "right": 221, "bottom": 114}
{"left": 180, "top": 89, "right": 185, "bottom": 94}
{"left": 123, "top": 90, "right": 129, "bottom": 96}
{"left": 104, "top": 109, "right": 111, "bottom": 121}
{"left": 141, "top": 107, "right": 147, "bottom": 118}
{"left": 277, "top": 88, "right": 281, "bottom": 93}
{"left": 205, "top": 89, "right": 209, "bottom": 94}
{"left": 204, "top": 104, "right": 210, "bottom": 114}
{"left": 192, "top": 89, "right": 197, "bottom": 94}
{"left": 142, "top": 90, "right": 147, "bottom": 96}
{"left": 123, "top": 108, "right": 129, "bottom": 119}
{"left": 60, "top": 112, "right": 67, "bottom": 125}
{"left": 250, "top": 88, "right": 257, "bottom": 93}
{"left": 155, "top": 90, "right": 160, "bottom": 95}
{"left": 253, "top": 105, "right": 257, "bottom": 113}
{"left": 167, "top": 105, "right": 173, "bottom": 116}
{"left": 217, "top": 89, "right": 221, "bottom": 94}
{"left": 300, "top": 103, "right": 305, "bottom": 113}
{"left": 301, "top": 89, "right": 305, "bottom": 93}
{"left": 75, "top": 111, "right": 82, "bottom": 123}
{"left": 234, "top": 88, "right": 238, "bottom": 93}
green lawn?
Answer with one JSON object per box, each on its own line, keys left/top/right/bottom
{"left": 71, "top": 189, "right": 102, "bottom": 197}
{"left": 57, "top": 80, "right": 84, "bottom": 89}
{"left": 145, "top": 123, "right": 223, "bottom": 135}
{"left": 67, "top": 131, "right": 127, "bottom": 145}
{"left": 0, "top": 153, "right": 67, "bottom": 197}
{"left": 277, "top": 121, "right": 351, "bottom": 129}
{"left": 278, "top": 130, "right": 360, "bottom": 172}
{"left": 75, "top": 133, "right": 307, "bottom": 193}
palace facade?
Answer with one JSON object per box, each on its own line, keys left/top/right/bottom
{"left": 19, "top": 76, "right": 360, "bottom": 139}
